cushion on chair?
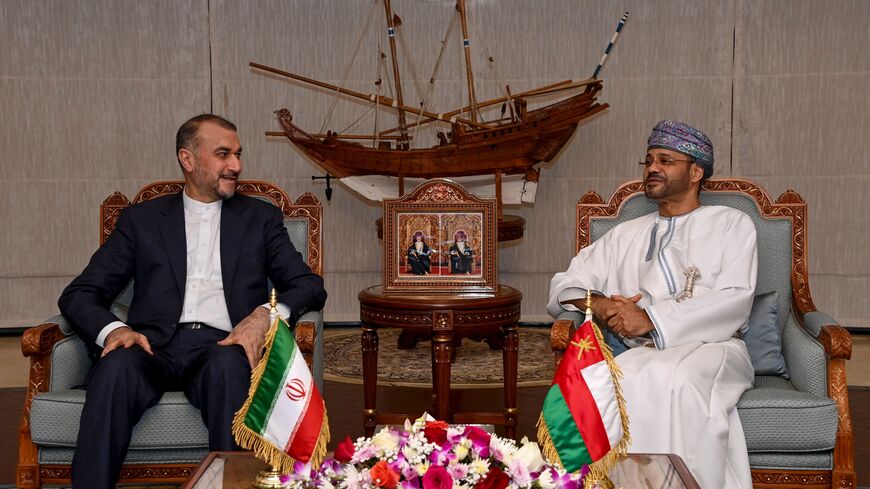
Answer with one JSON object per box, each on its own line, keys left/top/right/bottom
{"left": 748, "top": 451, "right": 833, "bottom": 471}
{"left": 50, "top": 336, "right": 90, "bottom": 391}
{"left": 744, "top": 291, "right": 789, "bottom": 378}
{"left": 737, "top": 375, "right": 838, "bottom": 453}
{"left": 30, "top": 390, "right": 209, "bottom": 450}
{"left": 39, "top": 447, "right": 208, "bottom": 465}
{"left": 284, "top": 219, "right": 310, "bottom": 263}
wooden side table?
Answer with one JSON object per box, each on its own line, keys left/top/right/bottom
{"left": 358, "top": 285, "right": 522, "bottom": 438}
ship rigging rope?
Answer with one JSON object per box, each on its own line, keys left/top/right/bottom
{"left": 319, "top": 0, "right": 380, "bottom": 136}
{"left": 408, "top": 7, "right": 460, "bottom": 140}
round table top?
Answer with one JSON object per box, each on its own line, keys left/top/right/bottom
{"left": 358, "top": 284, "right": 522, "bottom": 311}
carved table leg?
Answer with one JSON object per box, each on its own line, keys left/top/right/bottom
{"left": 361, "top": 325, "right": 379, "bottom": 436}
{"left": 432, "top": 311, "right": 454, "bottom": 422}
{"left": 503, "top": 322, "right": 519, "bottom": 439}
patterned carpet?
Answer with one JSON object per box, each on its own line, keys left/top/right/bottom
{"left": 323, "top": 328, "right": 555, "bottom": 388}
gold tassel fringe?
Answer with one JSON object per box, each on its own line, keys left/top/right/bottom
{"left": 232, "top": 317, "right": 331, "bottom": 474}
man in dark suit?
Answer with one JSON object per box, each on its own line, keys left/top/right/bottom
{"left": 58, "top": 114, "right": 327, "bottom": 489}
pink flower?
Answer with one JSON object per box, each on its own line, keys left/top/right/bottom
{"left": 464, "top": 426, "right": 491, "bottom": 458}
{"left": 422, "top": 465, "right": 452, "bottom": 489}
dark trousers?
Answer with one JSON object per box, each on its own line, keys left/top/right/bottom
{"left": 71, "top": 327, "right": 251, "bottom": 489}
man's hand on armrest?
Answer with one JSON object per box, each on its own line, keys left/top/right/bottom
{"left": 102, "top": 327, "right": 153, "bottom": 358}
{"left": 218, "top": 307, "right": 271, "bottom": 369}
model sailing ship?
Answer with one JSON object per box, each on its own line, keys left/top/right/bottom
{"left": 252, "top": 1, "right": 627, "bottom": 206}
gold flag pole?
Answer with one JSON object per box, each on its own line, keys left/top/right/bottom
{"left": 252, "top": 289, "right": 289, "bottom": 489}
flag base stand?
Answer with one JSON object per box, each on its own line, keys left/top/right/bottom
{"left": 585, "top": 474, "right": 616, "bottom": 489}
{"left": 253, "top": 467, "right": 288, "bottom": 488}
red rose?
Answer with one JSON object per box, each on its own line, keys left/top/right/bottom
{"left": 371, "top": 460, "right": 400, "bottom": 489}
{"left": 423, "top": 420, "right": 449, "bottom": 446}
{"left": 475, "top": 466, "right": 510, "bottom": 489}
{"left": 334, "top": 434, "right": 355, "bottom": 463}
{"left": 422, "top": 465, "right": 452, "bottom": 489}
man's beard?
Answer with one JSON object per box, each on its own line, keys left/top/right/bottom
{"left": 194, "top": 163, "right": 238, "bottom": 200}
{"left": 644, "top": 173, "right": 688, "bottom": 200}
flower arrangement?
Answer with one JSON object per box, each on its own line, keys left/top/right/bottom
{"left": 282, "top": 414, "right": 587, "bottom": 489}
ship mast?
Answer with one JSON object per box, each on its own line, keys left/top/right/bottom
{"left": 382, "top": 0, "right": 410, "bottom": 149}
{"left": 457, "top": 0, "right": 479, "bottom": 123}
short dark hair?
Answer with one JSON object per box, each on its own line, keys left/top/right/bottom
{"left": 175, "top": 114, "right": 237, "bottom": 162}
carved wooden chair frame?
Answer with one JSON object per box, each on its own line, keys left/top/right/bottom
{"left": 550, "top": 178, "right": 855, "bottom": 489}
{"left": 18, "top": 180, "right": 323, "bottom": 488}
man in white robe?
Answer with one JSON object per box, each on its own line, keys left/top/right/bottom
{"left": 547, "top": 120, "right": 756, "bottom": 489}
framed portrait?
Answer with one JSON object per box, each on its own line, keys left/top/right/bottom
{"left": 383, "top": 179, "right": 498, "bottom": 295}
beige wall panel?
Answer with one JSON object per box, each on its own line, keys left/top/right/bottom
{"left": 735, "top": 0, "right": 870, "bottom": 76}
{"left": 321, "top": 272, "right": 382, "bottom": 323}
{"left": 806, "top": 274, "right": 870, "bottom": 329}
{"left": 0, "top": 276, "right": 75, "bottom": 328}
{"left": 499, "top": 272, "right": 565, "bottom": 323}
{"left": 1, "top": 79, "right": 209, "bottom": 182}
{"left": 732, "top": 74, "right": 870, "bottom": 177}
{"left": 0, "top": 0, "right": 208, "bottom": 79}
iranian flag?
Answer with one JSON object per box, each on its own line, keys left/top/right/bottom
{"left": 232, "top": 315, "right": 329, "bottom": 473}
{"left": 537, "top": 313, "right": 626, "bottom": 473}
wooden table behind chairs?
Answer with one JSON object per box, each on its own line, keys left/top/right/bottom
{"left": 357, "top": 285, "right": 522, "bottom": 438}
{"left": 180, "top": 452, "right": 700, "bottom": 488}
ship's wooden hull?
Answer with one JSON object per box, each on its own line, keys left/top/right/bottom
{"left": 277, "top": 83, "right": 607, "bottom": 179}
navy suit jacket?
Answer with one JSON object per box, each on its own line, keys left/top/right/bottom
{"left": 59, "top": 192, "right": 327, "bottom": 358}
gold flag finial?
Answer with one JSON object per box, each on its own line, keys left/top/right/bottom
{"left": 269, "top": 288, "right": 278, "bottom": 314}
{"left": 585, "top": 289, "right": 593, "bottom": 315}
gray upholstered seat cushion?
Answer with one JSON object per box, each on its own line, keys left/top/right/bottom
{"left": 737, "top": 375, "right": 837, "bottom": 453}
{"left": 30, "top": 390, "right": 208, "bottom": 450}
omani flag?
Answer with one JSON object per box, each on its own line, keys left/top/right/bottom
{"left": 232, "top": 315, "right": 329, "bottom": 473}
{"left": 537, "top": 312, "right": 629, "bottom": 474}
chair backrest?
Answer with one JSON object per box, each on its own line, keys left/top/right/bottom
{"left": 576, "top": 179, "right": 815, "bottom": 331}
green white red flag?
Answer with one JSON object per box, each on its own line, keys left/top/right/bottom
{"left": 537, "top": 312, "right": 629, "bottom": 475}
{"left": 232, "top": 315, "right": 329, "bottom": 473}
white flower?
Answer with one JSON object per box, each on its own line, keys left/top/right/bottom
{"left": 514, "top": 439, "right": 545, "bottom": 472}
{"left": 490, "top": 435, "right": 518, "bottom": 464}
{"left": 506, "top": 459, "right": 531, "bottom": 487}
{"left": 372, "top": 430, "right": 400, "bottom": 453}
{"left": 469, "top": 458, "right": 490, "bottom": 476}
{"left": 537, "top": 469, "right": 557, "bottom": 489}
{"left": 454, "top": 443, "right": 469, "bottom": 461}
{"left": 416, "top": 462, "right": 430, "bottom": 477}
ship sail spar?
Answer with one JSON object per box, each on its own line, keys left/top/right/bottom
{"left": 252, "top": 2, "right": 628, "bottom": 205}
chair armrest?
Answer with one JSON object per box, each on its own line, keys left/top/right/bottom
{"left": 551, "top": 311, "right": 583, "bottom": 369}
{"left": 21, "top": 315, "right": 70, "bottom": 358}
{"left": 817, "top": 322, "right": 855, "bottom": 484}
{"left": 803, "top": 311, "right": 838, "bottom": 338}
{"left": 293, "top": 311, "right": 323, "bottom": 379}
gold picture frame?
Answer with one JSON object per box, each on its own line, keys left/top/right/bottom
{"left": 383, "top": 179, "right": 498, "bottom": 295}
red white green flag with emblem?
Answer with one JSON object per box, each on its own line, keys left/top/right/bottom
{"left": 537, "top": 311, "right": 629, "bottom": 476}
{"left": 232, "top": 315, "right": 329, "bottom": 473}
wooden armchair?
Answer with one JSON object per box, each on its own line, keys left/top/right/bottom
{"left": 17, "top": 181, "right": 324, "bottom": 488}
{"left": 551, "top": 179, "right": 855, "bottom": 489}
